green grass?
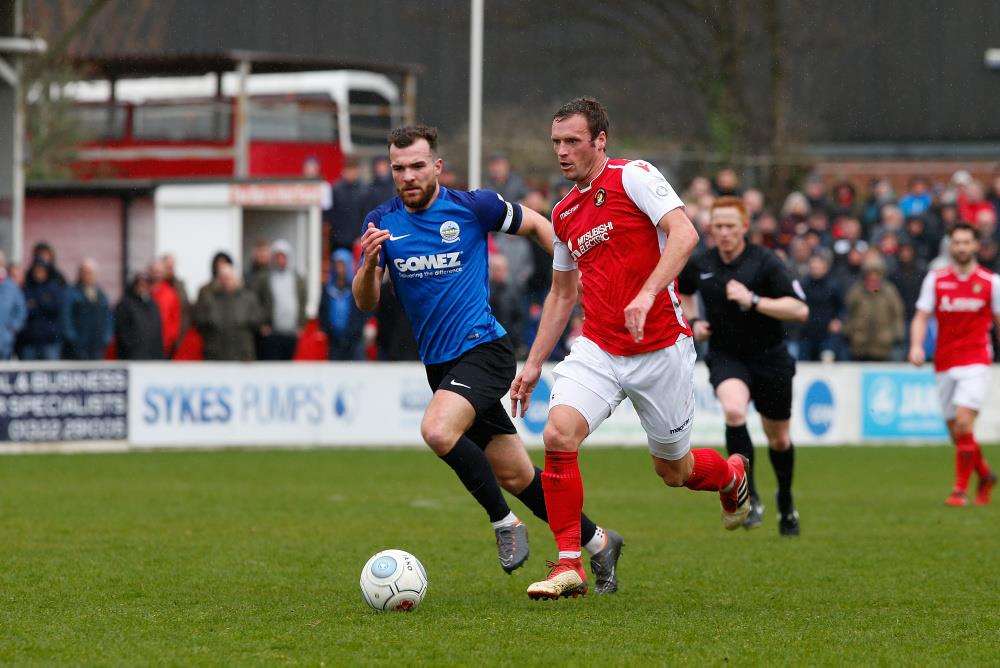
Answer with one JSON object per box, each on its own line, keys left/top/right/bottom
{"left": 1, "top": 445, "right": 997, "bottom": 665}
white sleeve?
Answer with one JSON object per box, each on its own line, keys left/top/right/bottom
{"left": 620, "top": 160, "right": 684, "bottom": 225}
{"left": 992, "top": 274, "right": 1000, "bottom": 315}
{"left": 915, "top": 272, "right": 937, "bottom": 313}
{"left": 552, "top": 232, "right": 577, "bottom": 271}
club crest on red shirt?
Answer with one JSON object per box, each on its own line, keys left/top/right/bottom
{"left": 594, "top": 188, "right": 607, "bottom": 207}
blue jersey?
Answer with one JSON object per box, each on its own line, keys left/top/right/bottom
{"left": 363, "top": 186, "right": 523, "bottom": 364}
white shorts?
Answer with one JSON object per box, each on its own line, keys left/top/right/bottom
{"left": 936, "top": 364, "right": 991, "bottom": 420}
{"left": 549, "top": 335, "right": 696, "bottom": 461}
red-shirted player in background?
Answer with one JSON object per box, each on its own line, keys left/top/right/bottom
{"left": 910, "top": 222, "right": 1000, "bottom": 506}
{"left": 510, "top": 98, "right": 750, "bottom": 600}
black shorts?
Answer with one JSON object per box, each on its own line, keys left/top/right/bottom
{"left": 706, "top": 345, "right": 795, "bottom": 421}
{"left": 425, "top": 335, "right": 518, "bottom": 448}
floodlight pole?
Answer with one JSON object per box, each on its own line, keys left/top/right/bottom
{"left": 1, "top": 0, "right": 47, "bottom": 262}
{"left": 468, "top": 0, "right": 483, "bottom": 190}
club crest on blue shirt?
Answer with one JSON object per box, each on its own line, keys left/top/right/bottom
{"left": 440, "top": 220, "right": 461, "bottom": 243}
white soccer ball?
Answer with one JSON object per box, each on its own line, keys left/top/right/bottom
{"left": 360, "top": 549, "right": 428, "bottom": 612}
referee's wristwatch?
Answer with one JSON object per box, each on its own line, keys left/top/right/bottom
{"left": 749, "top": 292, "right": 761, "bottom": 311}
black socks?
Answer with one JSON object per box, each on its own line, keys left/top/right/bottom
{"left": 769, "top": 444, "right": 795, "bottom": 515}
{"left": 439, "top": 435, "right": 511, "bottom": 523}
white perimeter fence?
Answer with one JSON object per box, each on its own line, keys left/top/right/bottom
{"left": 1, "top": 361, "right": 997, "bottom": 453}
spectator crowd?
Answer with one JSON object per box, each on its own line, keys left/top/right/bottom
{"left": 2, "top": 157, "right": 1000, "bottom": 365}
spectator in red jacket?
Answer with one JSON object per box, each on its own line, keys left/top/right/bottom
{"left": 958, "top": 180, "right": 992, "bottom": 225}
{"left": 150, "top": 254, "right": 191, "bottom": 359}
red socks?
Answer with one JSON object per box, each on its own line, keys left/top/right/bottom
{"left": 954, "top": 433, "right": 977, "bottom": 493}
{"left": 541, "top": 450, "right": 584, "bottom": 556}
{"left": 684, "top": 448, "right": 734, "bottom": 491}
{"left": 972, "top": 445, "right": 991, "bottom": 480}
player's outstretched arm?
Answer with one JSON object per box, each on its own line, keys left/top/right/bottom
{"left": 510, "top": 268, "right": 578, "bottom": 417}
{"left": 514, "top": 206, "right": 555, "bottom": 256}
{"left": 623, "top": 208, "right": 699, "bottom": 343}
{"left": 739, "top": 293, "right": 809, "bottom": 322}
{"left": 352, "top": 223, "right": 390, "bottom": 311}
{"left": 908, "top": 309, "right": 931, "bottom": 366}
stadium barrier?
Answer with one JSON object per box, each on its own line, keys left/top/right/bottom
{"left": 1, "top": 361, "right": 998, "bottom": 453}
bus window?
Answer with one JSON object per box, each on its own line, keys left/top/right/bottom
{"left": 69, "top": 105, "right": 127, "bottom": 141}
{"left": 133, "top": 101, "right": 232, "bottom": 142}
{"left": 249, "top": 98, "right": 338, "bottom": 142}
{"left": 348, "top": 89, "right": 395, "bottom": 148}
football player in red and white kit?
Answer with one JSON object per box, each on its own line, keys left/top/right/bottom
{"left": 510, "top": 98, "right": 750, "bottom": 599}
{"left": 909, "top": 222, "right": 1000, "bottom": 506}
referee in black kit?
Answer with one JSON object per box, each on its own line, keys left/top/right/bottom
{"left": 678, "top": 196, "right": 809, "bottom": 536}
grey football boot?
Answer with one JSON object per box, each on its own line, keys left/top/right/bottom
{"left": 495, "top": 521, "right": 529, "bottom": 573}
{"left": 589, "top": 529, "right": 624, "bottom": 594}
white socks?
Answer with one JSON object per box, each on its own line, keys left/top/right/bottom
{"left": 583, "top": 526, "right": 607, "bottom": 555}
{"left": 491, "top": 512, "right": 519, "bottom": 530}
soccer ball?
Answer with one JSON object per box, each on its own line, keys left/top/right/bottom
{"left": 359, "top": 549, "right": 428, "bottom": 612}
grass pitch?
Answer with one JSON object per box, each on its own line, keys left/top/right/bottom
{"left": 1, "top": 445, "right": 997, "bottom": 665}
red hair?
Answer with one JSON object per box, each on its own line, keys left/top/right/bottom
{"left": 711, "top": 196, "right": 749, "bottom": 222}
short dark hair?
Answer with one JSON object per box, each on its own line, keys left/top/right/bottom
{"left": 553, "top": 97, "right": 610, "bottom": 141}
{"left": 388, "top": 124, "right": 438, "bottom": 152}
{"left": 948, "top": 222, "right": 979, "bottom": 240}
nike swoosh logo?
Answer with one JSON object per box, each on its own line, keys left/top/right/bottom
{"left": 700, "top": 272, "right": 714, "bottom": 279}
{"left": 450, "top": 379, "right": 471, "bottom": 389}
{"left": 389, "top": 233, "right": 411, "bottom": 241}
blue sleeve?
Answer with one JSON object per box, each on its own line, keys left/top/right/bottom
{"left": 12, "top": 287, "right": 26, "bottom": 331}
{"left": 461, "top": 189, "right": 523, "bottom": 234}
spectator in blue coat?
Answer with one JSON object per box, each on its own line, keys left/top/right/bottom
{"left": 898, "top": 177, "right": 933, "bottom": 218}
{"left": 318, "top": 249, "right": 364, "bottom": 360}
{"left": 0, "top": 251, "right": 27, "bottom": 360}
{"left": 62, "top": 259, "right": 113, "bottom": 360}
{"left": 20, "top": 261, "right": 65, "bottom": 360}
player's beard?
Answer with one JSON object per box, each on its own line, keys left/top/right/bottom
{"left": 951, "top": 250, "right": 975, "bottom": 269}
{"left": 399, "top": 181, "right": 437, "bottom": 210}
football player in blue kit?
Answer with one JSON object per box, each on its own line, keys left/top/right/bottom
{"left": 353, "top": 125, "right": 623, "bottom": 592}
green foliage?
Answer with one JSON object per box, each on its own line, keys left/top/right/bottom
{"left": 23, "top": 62, "right": 82, "bottom": 181}
{"left": 1, "top": 446, "right": 997, "bottom": 664}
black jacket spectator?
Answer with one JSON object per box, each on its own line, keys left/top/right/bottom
{"left": 115, "top": 274, "right": 164, "bottom": 360}
{"left": 329, "top": 160, "right": 366, "bottom": 251}
{"left": 375, "top": 281, "right": 419, "bottom": 361}
{"left": 30, "top": 242, "right": 67, "bottom": 286}
{"left": 363, "top": 157, "right": 396, "bottom": 214}
{"left": 488, "top": 253, "right": 523, "bottom": 356}
{"left": 19, "top": 262, "right": 65, "bottom": 360}
{"left": 889, "top": 244, "right": 927, "bottom": 326}
{"left": 798, "top": 253, "right": 846, "bottom": 361}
